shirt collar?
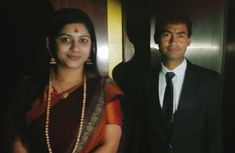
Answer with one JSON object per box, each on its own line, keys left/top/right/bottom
{"left": 161, "top": 58, "right": 187, "bottom": 77}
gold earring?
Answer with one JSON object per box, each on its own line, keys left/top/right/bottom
{"left": 86, "top": 58, "right": 92, "bottom": 65}
{"left": 50, "top": 57, "right": 56, "bottom": 64}
{"left": 46, "top": 37, "right": 56, "bottom": 65}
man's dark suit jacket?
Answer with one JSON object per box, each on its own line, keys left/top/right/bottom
{"left": 140, "top": 60, "right": 223, "bottom": 153}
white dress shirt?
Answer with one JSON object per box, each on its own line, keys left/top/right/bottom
{"left": 159, "top": 59, "right": 187, "bottom": 113}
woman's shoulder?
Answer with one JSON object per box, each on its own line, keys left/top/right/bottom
{"left": 91, "top": 76, "right": 119, "bottom": 88}
{"left": 100, "top": 76, "right": 125, "bottom": 102}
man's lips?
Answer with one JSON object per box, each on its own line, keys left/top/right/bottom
{"left": 168, "top": 48, "right": 179, "bottom": 52}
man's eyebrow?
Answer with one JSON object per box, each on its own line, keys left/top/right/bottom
{"left": 161, "top": 30, "right": 188, "bottom": 34}
{"left": 177, "top": 31, "right": 188, "bottom": 34}
{"left": 161, "top": 29, "right": 171, "bottom": 33}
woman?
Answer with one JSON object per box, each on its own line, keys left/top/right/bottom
{"left": 11, "top": 8, "right": 124, "bottom": 153}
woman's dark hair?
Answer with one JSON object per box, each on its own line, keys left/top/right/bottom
{"left": 154, "top": 14, "right": 192, "bottom": 44}
{"left": 48, "top": 8, "right": 99, "bottom": 78}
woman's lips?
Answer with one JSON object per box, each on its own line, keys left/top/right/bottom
{"left": 67, "top": 55, "right": 81, "bottom": 61}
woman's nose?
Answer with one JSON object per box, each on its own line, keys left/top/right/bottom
{"left": 71, "top": 41, "right": 80, "bottom": 52}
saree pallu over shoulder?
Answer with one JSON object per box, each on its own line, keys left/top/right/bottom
{"left": 75, "top": 76, "right": 124, "bottom": 153}
{"left": 104, "top": 77, "right": 123, "bottom": 126}
{"left": 104, "top": 77, "right": 125, "bottom": 102}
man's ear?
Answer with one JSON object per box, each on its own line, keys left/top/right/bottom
{"left": 187, "top": 37, "right": 192, "bottom": 46}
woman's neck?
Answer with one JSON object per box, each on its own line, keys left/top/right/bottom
{"left": 53, "top": 67, "right": 84, "bottom": 88}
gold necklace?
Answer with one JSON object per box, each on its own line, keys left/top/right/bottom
{"left": 52, "top": 75, "right": 81, "bottom": 99}
{"left": 53, "top": 79, "right": 69, "bottom": 99}
{"left": 45, "top": 73, "right": 87, "bottom": 153}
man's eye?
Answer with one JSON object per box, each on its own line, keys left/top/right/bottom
{"left": 161, "top": 32, "right": 171, "bottom": 37}
{"left": 178, "top": 33, "right": 187, "bottom": 38}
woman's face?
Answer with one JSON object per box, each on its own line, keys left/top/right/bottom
{"left": 54, "top": 23, "right": 91, "bottom": 70}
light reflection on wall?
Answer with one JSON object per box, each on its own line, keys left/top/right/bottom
{"left": 108, "top": 0, "right": 122, "bottom": 77}
{"left": 97, "top": 45, "right": 109, "bottom": 76}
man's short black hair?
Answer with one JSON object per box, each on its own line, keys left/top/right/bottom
{"left": 154, "top": 14, "right": 192, "bottom": 43}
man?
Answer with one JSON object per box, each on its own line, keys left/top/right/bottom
{"left": 141, "top": 15, "right": 223, "bottom": 153}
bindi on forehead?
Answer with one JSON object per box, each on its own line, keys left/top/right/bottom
{"left": 74, "top": 28, "right": 79, "bottom": 33}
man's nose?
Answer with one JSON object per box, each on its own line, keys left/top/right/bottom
{"left": 169, "top": 34, "right": 178, "bottom": 45}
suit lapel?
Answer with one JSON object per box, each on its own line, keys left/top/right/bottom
{"left": 174, "top": 61, "right": 197, "bottom": 124}
{"left": 145, "top": 66, "right": 168, "bottom": 141}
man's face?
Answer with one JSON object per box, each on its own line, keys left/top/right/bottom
{"left": 158, "top": 23, "right": 191, "bottom": 63}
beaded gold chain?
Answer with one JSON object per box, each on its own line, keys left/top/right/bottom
{"left": 45, "top": 73, "right": 87, "bottom": 153}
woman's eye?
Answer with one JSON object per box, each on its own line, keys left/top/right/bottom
{"left": 79, "top": 38, "right": 89, "bottom": 44}
{"left": 59, "top": 37, "right": 72, "bottom": 43}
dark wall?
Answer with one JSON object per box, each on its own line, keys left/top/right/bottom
{"left": 2, "top": 0, "right": 54, "bottom": 77}
{"left": 113, "top": 0, "right": 151, "bottom": 91}
{"left": 112, "top": 0, "right": 150, "bottom": 152}
{"left": 223, "top": 0, "right": 235, "bottom": 152}
{"left": 1, "top": 0, "right": 54, "bottom": 152}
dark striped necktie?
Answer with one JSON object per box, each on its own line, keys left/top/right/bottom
{"left": 162, "top": 72, "right": 175, "bottom": 135}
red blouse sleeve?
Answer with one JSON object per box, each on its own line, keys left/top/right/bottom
{"left": 105, "top": 99, "right": 122, "bottom": 125}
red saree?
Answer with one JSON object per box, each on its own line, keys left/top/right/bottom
{"left": 23, "top": 77, "right": 124, "bottom": 153}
